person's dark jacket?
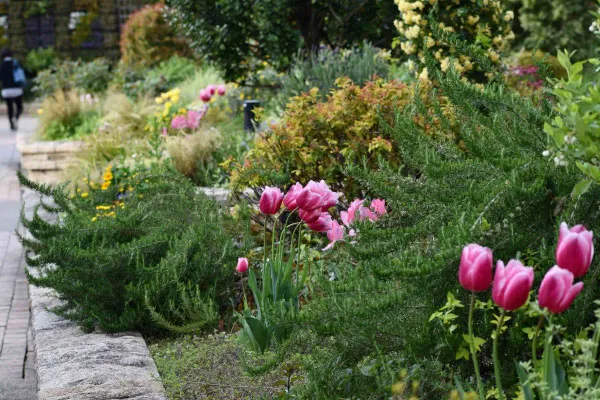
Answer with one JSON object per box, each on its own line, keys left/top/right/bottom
{"left": 0, "top": 58, "right": 20, "bottom": 89}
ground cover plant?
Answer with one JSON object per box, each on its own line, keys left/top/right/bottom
{"left": 19, "top": 161, "right": 250, "bottom": 333}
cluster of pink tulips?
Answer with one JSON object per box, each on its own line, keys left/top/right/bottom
{"left": 170, "top": 109, "right": 205, "bottom": 131}
{"left": 458, "top": 222, "right": 594, "bottom": 400}
{"left": 199, "top": 84, "right": 226, "bottom": 103}
{"left": 256, "top": 180, "right": 386, "bottom": 250}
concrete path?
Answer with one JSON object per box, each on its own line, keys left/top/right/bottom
{"left": 0, "top": 117, "right": 37, "bottom": 400}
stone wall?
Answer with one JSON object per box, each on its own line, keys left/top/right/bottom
{"left": 17, "top": 132, "right": 83, "bottom": 185}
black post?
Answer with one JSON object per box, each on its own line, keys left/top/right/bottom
{"left": 243, "top": 100, "right": 260, "bottom": 132}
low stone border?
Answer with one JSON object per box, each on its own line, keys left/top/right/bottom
{"left": 21, "top": 188, "right": 167, "bottom": 400}
{"left": 17, "top": 131, "right": 83, "bottom": 186}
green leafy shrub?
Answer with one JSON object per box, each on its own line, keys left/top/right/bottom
{"left": 508, "top": 0, "right": 597, "bottom": 60}
{"left": 23, "top": 47, "right": 58, "bottom": 75}
{"left": 393, "top": 0, "right": 514, "bottom": 81}
{"left": 275, "top": 43, "right": 391, "bottom": 110}
{"left": 230, "top": 78, "right": 438, "bottom": 198}
{"left": 33, "top": 58, "right": 112, "bottom": 98}
{"left": 262, "top": 71, "right": 600, "bottom": 398}
{"left": 166, "top": 0, "right": 398, "bottom": 82}
{"left": 120, "top": 3, "right": 192, "bottom": 69}
{"left": 19, "top": 163, "right": 248, "bottom": 333}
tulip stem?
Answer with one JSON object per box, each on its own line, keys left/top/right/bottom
{"left": 468, "top": 292, "right": 485, "bottom": 400}
{"left": 493, "top": 309, "right": 507, "bottom": 400}
{"left": 531, "top": 314, "right": 545, "bottom": 365}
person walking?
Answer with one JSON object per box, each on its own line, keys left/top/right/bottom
{"left": 0, "top": 49, "right": 25, "bottom": 131}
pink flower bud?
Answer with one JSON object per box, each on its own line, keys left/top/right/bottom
{"left": 538, "top": 266, "right": 583, "bottom": 314}
{"left": 458, "top": 244, "right": 493, "bottom": 292}
{"left": 206, "top": 85, "right": 217, "bottom": 95}
{"left": 283, "top": 182, "right": 303, "bottom": 211}
{"left": 259, "top": 186, "right": 283, "bottom": 215}
{"left": 199, "top": 89, "right": 212, "bottom": 103}
{"left": 306, "top": 212, "right": 333, "bottom": 232}
{"left": 492, "top": 259, "right": 534, "bottom": 311}
{"left": 217, "top": 85, "right": 226, "bottom": 96}
{"left": 236, "top": 257, "right": 249, "bottom": 273}
{"left": 556, "top": 222, "right": 594, "bottom": 277}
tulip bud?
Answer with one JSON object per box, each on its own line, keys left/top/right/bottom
{"left": 538, "top": 266, "right": 583, "bottom": 314}
{"left": 458, "top": 244, "right": 493, "bottom": 292}
{"left": 306, "top": 212, "right": 333, "bottom": 232}
{"left": 556, "top": 222, "right": 594, "bottom": 277}
{"left": 236, "top": 257, "right": 249, "bottom": 273}
{"left": 492, "top": 259, "right": 534, "bottom": 311}
{"left": 217, "top": 85, "right": 226, "bottom": 96}
{"left": 206, "top": 85, "right": 217, "bottom": 96}
{"left": 199, "top": 89, "right": 212, "bottom": 103}
{"left": 283, "top": 182, "right": 303, "bottom": 211}
{"left": 259, "top": 187, "right": 284, "bottom": 215}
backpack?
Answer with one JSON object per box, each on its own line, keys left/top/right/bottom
{"left": 13, "top": 60, "right": 26, "bottom": 87}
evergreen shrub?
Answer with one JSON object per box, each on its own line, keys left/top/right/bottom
{"left": 120, "top": 3, "right": 192, "bottom": 69}
{"left": 19, "top": 164, "right": 247, "bottom": 333}
{"left": 264, "top": 71, "right": 600, "bottom": 398}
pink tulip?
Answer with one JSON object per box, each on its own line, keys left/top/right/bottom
{"left": 340, "top": 199, "right": 365, "bottom": 226}
{"left": 186, "top": 110, "right": 204, "bottom": 129}
{"left": 458, "top": 244, "right": 493, "bottom": 292}
{"left": 296, "top": 180, "right": 339, "bottom": 212}
{"left": 236, "top": 257, "right": 249, "bottom": 273}
{"left": 538, "top": 266, "right": 584, "bottom": 314}
{"left": 323, "top": 220, "right": 344, "bottom": 250}
{"left": 259, "top": 187, "right": 284, "bottom": 215}
{"left": 370, "top": 199, "right": 387, "bottom": 215}
{"left": 170, "top": 115, "right": 187, "bottom": 130}
{"left": 299, "top": 208, "right": 321, "bottom": 223}
{"left": 556, "top": 222, "right": 594, "bottom": 277}
{"left": 199, "top": 89, "right": 212, "bottom": 103}
{"left": 283, "top": 183, "right": 303, "bottom": 211}
{"left": 217, "top": 85, "right": 226, "bottom": 96}
{"left": 206, "top": 85, "right": 217, "bottom": 95}
{"left": 492, "top": 259, "right": 534, "bottom": 311}
{"left": 359, "top": 206, "right": 378, "bottom": 222}
{"left": 306, "top": 212, "right": 333, "bottom": 232}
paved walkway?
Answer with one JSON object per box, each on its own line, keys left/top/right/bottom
{"left": 0, "top": 117, "right": 37, "bottom": 399}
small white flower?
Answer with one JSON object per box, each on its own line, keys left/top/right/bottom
{"left": 542, "top": 150, "right": 550, "bottom": 157}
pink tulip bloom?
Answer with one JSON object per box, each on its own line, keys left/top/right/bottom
{"left": 186, "top": 110, "right": 204, "bottom": 129}
{"left": 492, "top": 259, "right": 534, "bottom": 311}
{"left": 206, "top": 85, "right": 217, "bottom": 96}
{"left": 370, "top": 199, "right": 387, "bottom": 215}
{"left": 283, "top": 183, "right": 303, "bottom": 211}
{"left": 236, "top": 257, "right": 249, "bottom": 273}
{"left": 556, "top": 222, "right": 594, "bottom": 277}
{"left": 199, "top": 89, "right": 212, "bottom": 103}
{"left": 458, "top": 244, "right": 493, "bottom": 292}
{"left": 296, "top": 180, "right": 339, "bottom": 211}
{"left": 259, "top": 186, "right": 284, "bottom": 215}
{"left": 217, "top": 85, "right": 226, "bottom": 96}
{"left": 340, "top": 199, "right": 365, "bottom": 226}
{"left": 299, "top": 208, "right": 321, "bottom": 223}
{"left": 359, "top": 206, "right": 379, "bottom": 222}
{"left": 307, "top": 212, "right": 333, "bottom": 232}
{"left": 538, "top": 266, "right": 584, "bottom": 314}
{"left": 171, "top": 115, "right": 188, "bottom": 130}
{"left": 323, "top": 220, "right": 344, "bottom": 250}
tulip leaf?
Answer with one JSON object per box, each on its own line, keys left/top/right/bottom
{"left": 515, "top": 362, "right": 535, "bottom": 400}
{"left": 572, "top": 178, "right": 592, "bottom": 198}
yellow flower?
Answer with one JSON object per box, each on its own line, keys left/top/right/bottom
{"left": 504, "top": 10, "right": 514, "bottom": 21}
{"left": 81, "top": 192, "right": 89, "bottom": 198}
{"left": 101, "top": 182, "right": 111, "bottom": 191}
{"left": 96, "top": 205, "right": 112, "bottom": 211}
{"left": 155, "top": 97, "right": 163, "bottom": 104}
{"left": 165, "top": 101, "right": 172, "bottom": 109}
{"left": 467, "top": 15, "right": 480, "bottom": 25}
{"left": 239, "top": 93, "right": 245, "bottom": 100}
{"left": 37, "top": 108, "right": 44, "bottom": 115}
{"left": 91, "top": 216, "right": 98, "bottom": 222}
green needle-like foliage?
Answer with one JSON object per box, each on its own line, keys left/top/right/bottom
{"left": 19, "top": 165, "right": 247, "bottom": 334}
{"left": 272, "top": 70, "right": 600, "bottom": 398}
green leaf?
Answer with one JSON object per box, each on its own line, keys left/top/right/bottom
{"left": 456, "top": 346, "right": 470, "bottom": 361}
{"left": 515, "top": 362, "right": 535, "bottom": 400}
{"left": 572, "top": 179, "right": 592, "bottom": 198}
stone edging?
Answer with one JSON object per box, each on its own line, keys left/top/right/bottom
{"left": 21, "top": 188, "right": 167, "bottom": 400}
{"left": 17, "top": 131, "right": 84, "bottom": 185}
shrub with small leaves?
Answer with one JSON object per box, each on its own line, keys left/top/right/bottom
{"left": 393, "top": 0, "right": 514, "bottom": 81}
